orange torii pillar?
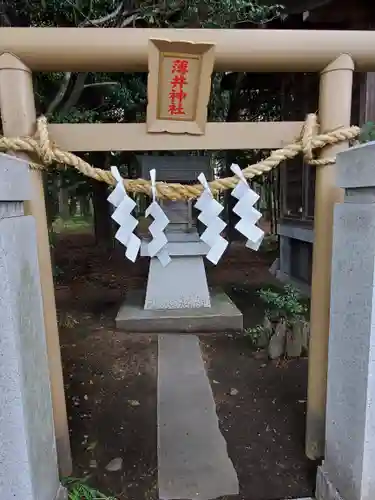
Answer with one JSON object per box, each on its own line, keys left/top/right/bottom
{"left": 306, "top": 54, "right": 354, "bottom": 460}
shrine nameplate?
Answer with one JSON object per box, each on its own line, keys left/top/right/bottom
{"left": 147, "top": 38, "right": 215, "bottom": 135}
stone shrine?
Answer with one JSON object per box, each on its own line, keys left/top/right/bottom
{"left": 115, "top": 155, "right": 243, "bottom": 332}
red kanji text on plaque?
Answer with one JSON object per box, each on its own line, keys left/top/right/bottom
{"left": 168, "top": 58, "right": 189, "bottom": 116}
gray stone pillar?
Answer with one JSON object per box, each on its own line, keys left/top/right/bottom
{"left": 0, "top": 154, "right": 66, "bottom": 500}
{"left": 316, "top": 141, "right": 375, "bottom": 500}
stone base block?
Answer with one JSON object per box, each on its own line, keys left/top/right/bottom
{"left": 115, "top": 288, "right": 243, "bottom": 333}
{"left": 56, "top": 485, "right": 68, "bottom": 500}
{"left": 316, "top": 465, "right": 343, "bottom": 500}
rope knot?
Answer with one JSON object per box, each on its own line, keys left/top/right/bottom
{"left": 302, "top": 113, "right": 319, "bottom": 164}
{"left": 36, "top": 115, "right": 54, "bottom": 165}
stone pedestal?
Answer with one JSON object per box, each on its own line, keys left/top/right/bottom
{"left": 144, "top": 230, "right": 211, "bottom": 310}
{"left": 316, "top": 142, "right": 375, "bottom": 500}
{"left": 116, "top": 155, "right": 243, "bottom": 333}
{"left": 0, "top": 154, "right": 66, "bottom": 500}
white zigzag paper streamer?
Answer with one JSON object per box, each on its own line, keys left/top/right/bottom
{"left": 145, "top": 169, "right": 171, "bottom": 267}
{"left": 195, "top": 173, "right": 228, "bottom": 265}
{"left": 230, "top": 163, "right": 264, "bottom": 251}
{"left": 107, "top": 166, "right": 141, "bottom": 262}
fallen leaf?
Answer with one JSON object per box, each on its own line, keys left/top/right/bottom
{"left": 128, "top": 399, "right": 140, "bottom": 407}
{"left": 87, "top": 441, "right": 97, "bottom": 451}
{"left": 105, "top": 457, "right": 123, "bottom": 472}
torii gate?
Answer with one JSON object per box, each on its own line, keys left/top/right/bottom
{"left": 0, "top": 27, "right": 373, "bottom": 478}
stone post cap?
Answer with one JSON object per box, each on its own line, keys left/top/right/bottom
{"left": 0, "top": 153, "right": 31, "bottom": 201}
{"left": 336, "top": 141, "right": 375, "bottom": 189}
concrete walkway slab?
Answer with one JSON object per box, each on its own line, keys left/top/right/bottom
{"left": 157, "top": 334, "right": 239, "bottom": 500}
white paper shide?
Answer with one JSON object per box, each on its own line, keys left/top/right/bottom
{"left": 145, "top": 169, "right": 171, "bottom": 267}
{"left": 107, "top": 166, "right": 141, "bottom": 262}
{"left": 195, "top": 173, "right": 228, "bottom": 265}
{"left": 230, "top": 163, "right": 264, "bottom": 251}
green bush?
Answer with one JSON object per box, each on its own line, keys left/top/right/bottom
{"left": 63, "top": 477, "right": 116, "bottom": 500}
{"left": 359, "top": 121, "right": 375, "bottom": 143}
{"left": 244, "top": 284, "right": 308, "bottom": 346}
{"left": 259, "top": 284, "right": 307, "bottom": 325}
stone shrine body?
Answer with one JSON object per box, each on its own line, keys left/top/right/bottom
{"left": 115, "top": 155, "right": 243, "bottom": 332}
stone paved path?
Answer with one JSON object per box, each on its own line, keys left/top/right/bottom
{"left": 157, "top": 334, "right": 239, "bottom": 500}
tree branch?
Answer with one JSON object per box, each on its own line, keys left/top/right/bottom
{"left": 45, "top": 0, "right": 125, "bottom": 115}
{"left": 44, "top": 0, "right": 182, "bottom": 117}
{"left": 84, "top": 82, "right": 120, "bottom": 89}
{"left": 46, "top": 72, "right": 72, "bottom": 116}
{"left": 121, "top": 13, "right": 139, "bottom": 27}
{"left": 61, "top": 72, "right": 88, "bottom": 113}
{"left": 62, "top": 0, "right": 127, "bottom": 26}
{"left": 84, "top": 2, "right": 124, "bottom": 26}
{"left": 0, "top": 0, "right": 11, "bottom": 26}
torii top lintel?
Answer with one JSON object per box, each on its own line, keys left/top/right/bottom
{"left": 0, "top": 28, "right": 374, "bottom": 73}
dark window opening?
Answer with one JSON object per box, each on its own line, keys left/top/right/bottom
{"left": 290, "top": 239, "right": 313, "bottom": 285}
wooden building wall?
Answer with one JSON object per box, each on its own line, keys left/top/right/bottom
{"left": 273, "top": 0, "right": 375, "bottom": 291}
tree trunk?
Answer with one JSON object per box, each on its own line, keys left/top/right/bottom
{"left": 58, "top": 175, "right": 70, "bottom": 221}
{"left": 223, "top": 73, "right": 245, "bottom": 242}
{"left": 80, "top": 195, "right": 92, "bottom": 217}
{"left": 92, "top": 179, "right": 112, "bottom": 248}
{"left": 69, "top": 197, "right": 77, "bottom": 217}
{"left": 44, "top": 175, "right": 59, "bottom": 231}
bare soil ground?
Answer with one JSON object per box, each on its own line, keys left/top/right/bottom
{"left": 55, "top": 232, "right": 316, "bottom": 500}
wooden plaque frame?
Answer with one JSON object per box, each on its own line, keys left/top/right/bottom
{"left": 147, "top": 38, "right": 215, "bottom": 135}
